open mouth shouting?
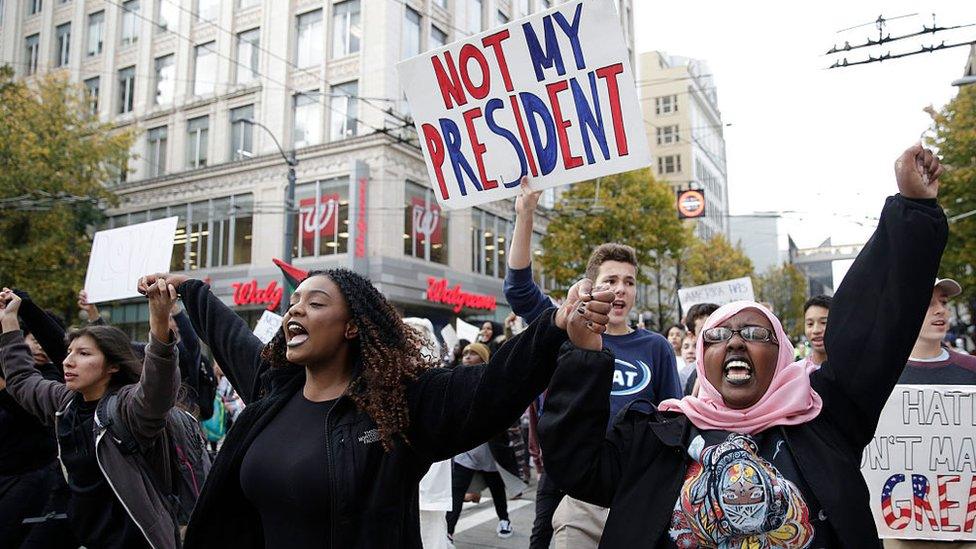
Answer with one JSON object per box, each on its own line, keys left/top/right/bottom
{"left": 286, "top": 321, "right": 309, "bottom": 347}
{"left": 611, "top": 299, "right": 627, "bottom": 313}
{"left": 723, "top": 355, "right": 753, "bottom": 386}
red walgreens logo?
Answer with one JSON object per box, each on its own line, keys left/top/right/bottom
{"left": 425, "top": 277, "right": 497, "bottom": 313}
{"left": 232, "top": 279, "right": 284, "bottom": 311}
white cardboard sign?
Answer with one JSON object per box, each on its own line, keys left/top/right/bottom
{"left": 398, "top": 0, "right": 650, "bottom": 210}
{"left": 677, "top": 277, "right": 755, "bottom": 313}
{"left": 83, "top": 217, "right": 178, "bottom": 303}
{"left": 252, "top": 310, "right": 284, "bottom": 345}
{"left": 860, "top": 384, "right": 976, "bottom": 540}
{"left": 456, "top": 317, "right": 481, "bottom": 344}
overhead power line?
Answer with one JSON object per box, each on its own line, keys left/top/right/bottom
{"left": 828, "top": 38, "right": 976, "bottom": 69}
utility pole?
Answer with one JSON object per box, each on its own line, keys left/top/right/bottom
{"left": 243, "top": 119, "right": 298, "bottom": 314}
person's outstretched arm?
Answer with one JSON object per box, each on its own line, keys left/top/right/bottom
{"left": 118, "top": 278, "right": 181, "bottom": 444}
{"left": 0, "top": 290, "right": 71, "bottom": 423}
{"left": 12, "top": 289, "right": 68, "bottom": 367}
{"left": 139, "top": 274, "right": 266, "bottom": 403}
{"left": 539, "top": 345, "right": 647, "bottom": 507}
{"left": 408, "top": 280, "right": 613, "bottom": 462}
{"left": 815, "top": 145, "right": 948, "bottom": 449}
{"left": 504, "top": 178, "right": 555, "bottom": 323}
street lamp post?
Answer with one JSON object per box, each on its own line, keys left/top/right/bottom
{"left": 242, "top": 119, "right": 297, "bottom": 314}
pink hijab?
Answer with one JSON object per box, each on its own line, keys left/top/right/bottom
{"left": 658, "top": 301, "right": 822, "bottom": 434}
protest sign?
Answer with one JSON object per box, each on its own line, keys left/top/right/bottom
{"left": 83, "top": 217, "right": 178, "bottom": 303}
{"left": 253, "top": 310, "right": 284, "bottom": 345}
{"left": 677, "top": 277, "right": 755, "bottom": 313}
{"left": 440, "top": 324, "right": 459, "bottom": 353}
{"left": 398, "top": 0, "right": 650, "bottom": 210}
{"left": 456, "top": 317, "right": 481, "bottom": 344}
{"left": 861, "top": 384, "right": 976, "bottom": 540}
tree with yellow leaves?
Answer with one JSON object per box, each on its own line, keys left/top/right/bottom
{"left": 930, "top": 83, "right": 976, "bottom": 323}
{"left": 538, "top": 168, "right": 690, "bottom": 327}
{"left": 0, "top": 66, "right": 133, "bottom": 318}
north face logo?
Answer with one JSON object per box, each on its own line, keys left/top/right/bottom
{"left": 358, "top": 429, "right": 381, "bottom": 445}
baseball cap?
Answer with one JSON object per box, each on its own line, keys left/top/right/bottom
{"left": 934, "top": 278, "right": 962, "bottom": 298}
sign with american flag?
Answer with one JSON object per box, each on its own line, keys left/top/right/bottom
{"left": 861, "top": 385, "right": 976, "bottom": 540}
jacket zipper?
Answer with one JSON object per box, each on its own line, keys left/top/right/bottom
{"left": 94, "top": 428, "right": 159, "bottom": 549}
{"left": 325, "top": 396, "right": 340, "bottom": 548}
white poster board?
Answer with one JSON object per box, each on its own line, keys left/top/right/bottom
{"left": 456, "top": 318, "right": 481, "bottom": 344}
{"left": 252, "top": 310, "right": 284, "bottom": 345}
{"left": 440, "top": 324, "right": 460, "bottom": 353}
{"left": 398, "top": 0, "right": 650, "bottom": 210}
{"left": 860, "top": 384, "right": 976, "bottom": 540}
{"left": 677, "top": 277, "right": 755, "bottom": 313}
{"left": 83, "top": 217, "right": 179, "bottom": 303}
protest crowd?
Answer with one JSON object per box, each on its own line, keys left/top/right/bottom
{"left": 0, "top": 141, "right": 974, "bottom": 549}
{"left": 1, "top": 1, "right": 975, "bottom": 547}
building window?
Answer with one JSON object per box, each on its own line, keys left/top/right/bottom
{"left": 331, "top": 0, "right": 360, "bottom": 58}
{"left": 209, "top": 195, "right": 253, "bottom": 267}
{"left": 655, "top": 94, "right": 678, "bottom": 115}
{"left": 235, "top": 28, "right": 260, "bottom": 84}
{"left": 27, "top": 0, "right": 41, "bottom": 16}
{"left": 329, "top": 81, "right": 358, "bottom": 140}
{"left": 293, "top": 178, "right": 349, "bottom": 258}
{"left": 25, "top": 34, "right": 40, "bottom": 75}
{"left": 230, "top": 104, "right": 254, "bottom": 159}
{"left": 117, "top": 66, "right": 135, "bottom": 113}
{"left": 239, "top": 0, "right": 260, "bottom": 8}
{"left": 430, "top": 26, "right": 447, "bottom": 50}
{"left": 657, "top": 154, "right": 681, "bottom": 175}
{"left": 167, "top": 194, "right": 253, "bottom": 270}
{"left": 153, "top": 54, "right": 175, "bottom": 106}
{"left": 433, "top": 0, "right": 446, "bottom": 8}
{"left": 295, "top": 9, "right": 323, "bottom": 68}
{"left": 193, "top": 41, "right": 217, "bottom": 96}
{"left": 55, "top": 23, "right": 71, "bottom": 67}
{"left": 404, "top": 181, "right": 448, "bottom": 264}
{"left": 120, "top": 0, "right": 139, "bottom": 46}
{"left": 402, "top": 6, "right": 420, "bottom": 60}
{"left": 87, "top": 11, "right": 104, "bottom": 56}
{"left": 84, "top": 77, "right": 99, "bottom": 114}
{"left": 468, "top": 0, "right": 483, "bottom": 33}
{"left": 471, "top": 209, "right": 512, "bottom": 279}
{"left": 656, "top": 124, "right": 679, "bottom": 145}
{"left": 194, "top": 0, "right": 218, "bottom": 21}
{"left": 186, "top": 115, "right": 209, "bottom": 168}
{"left": 155, "top": 0, "right": 177, "bottom": 33}
{"left": 497, "top": 10, "right": 508, "bottom": 25}
{"left": 293, "top": 92, "right": 322, "bottom": 148}
{"left": 147, "top": 126, "right": 168, "bottom": 177}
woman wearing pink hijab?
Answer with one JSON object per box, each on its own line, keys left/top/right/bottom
{"left": 539, "top": 144, "right": 948, "bottom": 548}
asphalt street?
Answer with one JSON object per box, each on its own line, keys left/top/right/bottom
{"left": 453, "top": 481, "right": 541, "bottom": 549}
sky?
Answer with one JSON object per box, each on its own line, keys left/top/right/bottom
{"left": 632, "top": 0, "right": 973, "bottom": 249}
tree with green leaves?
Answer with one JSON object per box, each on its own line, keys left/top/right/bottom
{"left": 0, "top": 67, "right": 133, "bottom": 318}
{"left": 930, "top": 83, "right": 976, "bottom": 322}
{"left": 753, "top": 262, "right": 809, "bottom": 337}
{"left": 682, "top": 233, "right": 755, "bottom": 287}
{"left": 538, "top": 169, "right": 691, "bottom": 318}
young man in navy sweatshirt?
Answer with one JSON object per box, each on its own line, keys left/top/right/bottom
{"left": 504, "top": 179, "right": 681, "bottom": 549}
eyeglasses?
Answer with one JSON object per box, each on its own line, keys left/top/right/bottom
{"left": 702, "top": 326, "right": 777, "bottom": 345}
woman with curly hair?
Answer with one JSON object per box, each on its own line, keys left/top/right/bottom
{"left": 137, "top": 268, "right": 613, "bottom": 548}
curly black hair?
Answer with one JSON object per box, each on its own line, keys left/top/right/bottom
{"left": 261, "top": 268, "right": 436, "bottom": 451}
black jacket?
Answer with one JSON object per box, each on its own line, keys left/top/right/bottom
{"left": 539, "top": 195, "right": 948, "bottom": 548}
{"left": 176, "top": 279, "right": 568, "bottom": 548}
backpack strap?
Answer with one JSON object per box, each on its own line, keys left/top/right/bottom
{"left": 95, "top": 392, "right": 141, "bottom": 455}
